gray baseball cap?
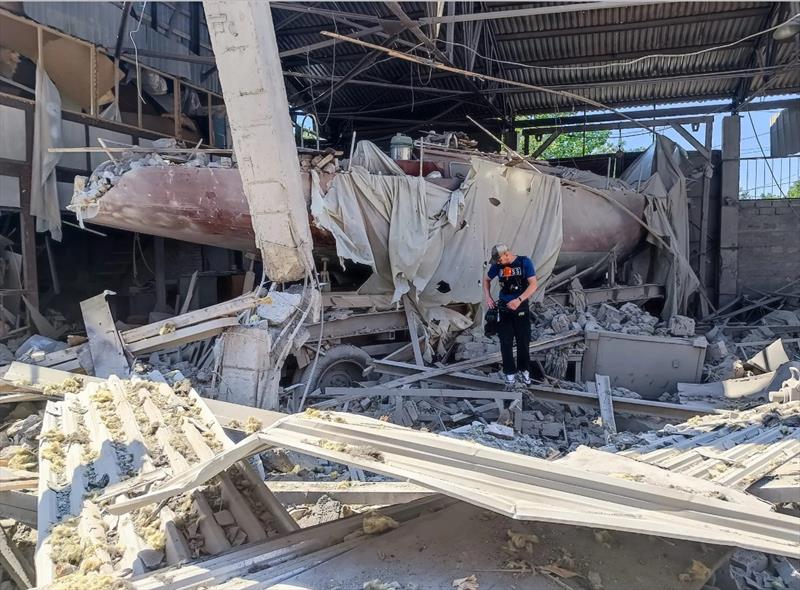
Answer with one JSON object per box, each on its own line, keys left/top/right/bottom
{"left": 491, "top": 243, "right": 510, "bottom": 263}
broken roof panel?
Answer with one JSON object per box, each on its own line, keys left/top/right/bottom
{"left": 34, "top": 375, "right": 296, "bottom": 587}
{"left": 110, "top": 411, "right": 800, "bottom": 559}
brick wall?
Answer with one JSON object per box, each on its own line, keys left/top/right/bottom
{"left": 737, "top": 199, "right": 800, "bottom": 294}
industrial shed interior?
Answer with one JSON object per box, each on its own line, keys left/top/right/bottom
{"left": 0, "top": 2, "right": 798, "bottom": 589}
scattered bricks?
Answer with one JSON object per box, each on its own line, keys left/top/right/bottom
{"left": 551, "top": 314, "right": 571, "bottom": 334}
{"left": 668, "top": 315, "right": 695, "bottom": 337}
{"left": 486, "top": 423, "right": 515, "bottom": 440}
{"left": 539, "top": 422, "right": 564, "bottom": 438}
{"left": 596, "top": 304, "right": 624, "bottom": 327}
{"left": 730, "top": 549, "right": 769, "bottom": 576}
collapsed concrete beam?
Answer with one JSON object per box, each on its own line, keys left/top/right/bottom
{"left": 204, "top": 0, "right": 314, "bottom": 282}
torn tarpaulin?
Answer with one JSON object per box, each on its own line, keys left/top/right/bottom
{"left": 621, "top": 135, "right": 700, "bottom": 319}
{"left": 311, "top": 148, "right": 563, "bottom": 307}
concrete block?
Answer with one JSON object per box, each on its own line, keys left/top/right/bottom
{"left": 539, "top": 422, "right": 564, "bottom": 438}
{"left": 486, "top": 423, "right": 514, "bottom": 439}
{"left": 668, "top": 315, "right": 695, "bottom": 337}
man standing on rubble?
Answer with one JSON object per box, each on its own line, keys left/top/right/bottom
{"left": 483, "top": 244, "right": 538, "bottom": 387}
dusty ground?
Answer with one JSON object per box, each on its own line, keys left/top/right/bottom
{"left": 281, "top": 501, "right": 731, "bottom": 590}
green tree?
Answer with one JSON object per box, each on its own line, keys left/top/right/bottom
{"left": 516, "top": 114, "right": 618, "bottom": 159}
{"left": 788, "top": 179, "right": 800, "bottom": 198}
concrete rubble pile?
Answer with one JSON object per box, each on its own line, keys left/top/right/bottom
{"left": 0, "top": 269, "right": 796, "bottom": 589}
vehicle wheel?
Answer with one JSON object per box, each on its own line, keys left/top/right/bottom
{"left": 298, "top": 344, "right": 372, "bottom": 392}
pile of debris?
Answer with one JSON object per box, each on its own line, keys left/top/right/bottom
{"left": 0, "top": 267, "right": 796, "bottom": 588}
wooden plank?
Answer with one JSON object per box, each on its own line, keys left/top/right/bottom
{"left": 180, "top": 271, "right": 199, "bottom": 314}
{"left": 0, "top": 468, "right": 37, "bottom": 492}
{"left": 80, "top": 291, "right": 130, "bottom": 378}
{"left": 125, "top": 317, "right": 239, "bottom": 355}
{"left": 2, "top": 362, "right": 104, "bottom": 390}
{"left": 325, "top": 387, "right": 521, "bottom": 401}
{"left": 121, "top": 292, "right": 259, "bottom": 344}
{"left": 594, "top": 374, "right": 617, "bottom": 439}
{"left": 403, "top": 296, "right": 424, "bottom": 367}
{"left": 0, "top": 392, "right": 48, "bottom": 404}
{"left": 21, "top": 295, "right": 62, "bottom": 339}
{"left": 378, "top": 332, "right": 583, "bottom": 389}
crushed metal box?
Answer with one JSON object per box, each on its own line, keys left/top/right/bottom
{"left": 582, "top": 330, "right": 708, "bottom": 399}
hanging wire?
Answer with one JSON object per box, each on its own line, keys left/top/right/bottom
{"left": 128, "top": 0, "right": 149, "bottom": 102}
{"left": 436, "top": 11, "right": 800, "bottom": 73}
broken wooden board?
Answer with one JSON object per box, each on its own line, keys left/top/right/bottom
{"left": 21, "top": 295, "right": 64, "bottom": 339}
{"left": 0, "top": 468, "right": 38, "bottom": 492}
{"left": 80, "top": 291, "right": 130, "bottom": 378}
{"left": 121, "top": 291, "right": 260, "bottom": 344}
{"left": 125, "top": 316, "right": 239, "bottom": 355}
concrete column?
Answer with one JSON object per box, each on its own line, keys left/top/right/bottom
{"left": 204, "top": 1, "right": 313, "bottom": 282}
{"left": 718, "top": 115, "right": 740, "bottom": 306}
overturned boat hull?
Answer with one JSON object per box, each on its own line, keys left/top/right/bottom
{"left": 77, "top": 164, "right": 645, "bottom": 272}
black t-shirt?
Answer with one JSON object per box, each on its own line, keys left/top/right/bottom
{"left": 487, "top": 256, "right": 536, "bottom": 302}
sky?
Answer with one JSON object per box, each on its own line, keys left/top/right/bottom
{"left": 611, "top": 95, "right": 800, "bottom": 198}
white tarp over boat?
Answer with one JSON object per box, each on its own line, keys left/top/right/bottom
{"left": 311, "top": 142, "right": 563, "bottom": 307}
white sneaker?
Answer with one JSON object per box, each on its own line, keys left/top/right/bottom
{"left": 519, "top": 370, "right": 531, "bottom": 386}
{"left": 504, "top": 373, "right": 516, "bottom": 387}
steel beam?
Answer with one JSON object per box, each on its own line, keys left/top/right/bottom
{"left": 670, "top": 123, "right": 711, "bottom": 161}
{"left": 545, "top": 283, "right": 665, "bottom": 307}
{"left": 516, "top": 100, "right": 797, "bottom": 129}
{"left": 520, "top": 116, "right": 713, "bottom": 136}
{"left": 295, "top": 31, "right": 404, "bottom": 110}
{"left": 279, "top": 25, "right": 384, "bottom": 58}
{"left": 530, "top": 131, "right": 561, "bottom": 158}
{"left": 385, "top": 1, "right": 503, "bottom": 119}
{"left": 283, "top": 72, "right": 469, "bottom": 96}
{"left": 419, "top": 1, "right": 662, "bottom": 25}
{"left": 306, "top": 310, "right": 408, "bottom": 341}
{"left": 271, "top": 3, "right": 383, "bottom": 24}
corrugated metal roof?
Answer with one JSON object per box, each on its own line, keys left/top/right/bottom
{"left": 110, "top": 411, "right": 800, "bottom": 558}
{"left": 275, "top": 1, "right": 800, "bottom": 131}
